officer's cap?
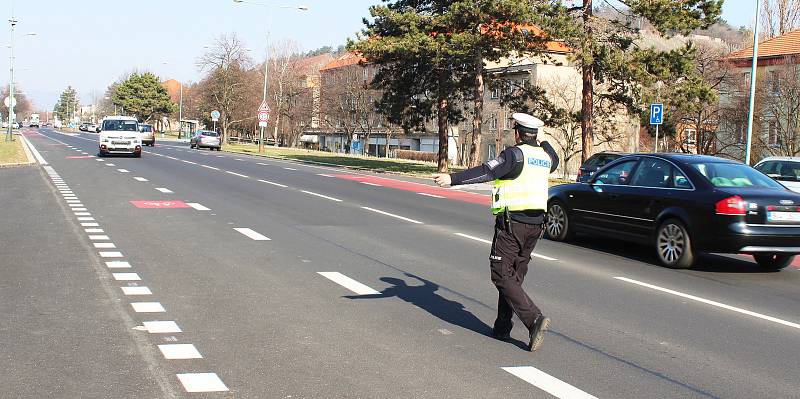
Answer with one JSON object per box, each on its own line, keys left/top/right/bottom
{"left": 512, "top": 113, "right": 545, "bottom": 130}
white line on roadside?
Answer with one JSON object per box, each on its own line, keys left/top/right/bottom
{"left": 158, "top": 344, "right": 203, "bottom": 360}
{"left": 455, "top": 232, "right": 491, "bottom": 244}
{"left": 225, "top": 171, "right": 249, "bottom": 178}
{"left": 361, "top": 207, "right": 423, "bottom": 224}
{"left": 187, "top": 203, "right": 210, "bottom": 211}
{"left": 317, "top": 272, "right": 380, "bottom": 295}
{"left": 81, "top": 222, "right": 99, "bottom": 227}
{"left": 117, "top": 169, "right": 130, "bottom": 173}
{"left": 106, "top": 261, "right": 130, "bottom": 268}
{"left": 131, "top": 302, "right": 166, "bottom": 313}
{"left": 77, "top": 217, "right": 95, "bottom": 221}
{"left": 106, "top": 163, "right": 116, "bottom": 166}
{"left": 21, "top": 135, "right": 47, "bottom": 164}
{"left": 317, "top": 173, "right": 333, "bottom": 177}
{"left": 134, "top": 177, "right": 148, "bottom": 182}
{"left": 85, "top": 228, "right": 104, "bottom": 233}
{"left": 257, "top": 162, "right": 268, "bottom": 166}
{"left": 201, "top": 165, "right": 220, "bottom": 171}
{"left": 96, "top": 159, "right": 105, "bottom": 161}
{"left": 283, "top": 167, "right": 297, "bottom": 171}
{"left": 182, "top": 160, "right": 198, "bottom": 165}
{"left": 88, "top": 235, "right": 109, "bottom": 240}
{"left": 233, "top": 228, "right": 271, "bottom": 241}
{"left": 360, "top": 182, "right": 382, "bottom": 187}
{"left": 155, "top": 188, "right": 173, "bottom": 193}
{"left": 121, "top": 286, "right": 152, "bottom": 295}
{"left": 614, "top": 277, "right": 800, "bottom": 330}
{"left": 94, "top": 242, "right": 116, "bottom": 249}
{"left": 502, "top": 366, "right": 598, "bottom": 399}
{"left": 258, "top": 179, "right": 288, "bottom": 188}
{"left": 73, "top": 208, "right": 87, "bottom": 211}
{"left": 418, "top": 192, "right": 445, "bottom": 199}
{"left": 176, "top": 373, "right": 228, "bottom": 393}
{"left": 453, "top": 233, "right": 557, "bottom": 260}
{"left": 112, "top": 272, "right": 140, "bottom": 280}
{"left": 301, "top": 190, "right": 343, "bottom": 202}
{"left": 142, "top": 321, "right": 181, "bottom": 333}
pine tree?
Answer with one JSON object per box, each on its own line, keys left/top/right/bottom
{"left": 112, "top": 72, "right": 176, "bottom": 123}
{"left": 54, "top": 86, "right": 79, "bottom": 123}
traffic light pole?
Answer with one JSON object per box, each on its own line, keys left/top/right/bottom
{"left": 6, "top": 18, "right": 17, "bottom": 142}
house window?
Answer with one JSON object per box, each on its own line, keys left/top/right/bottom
{"left": 735, "top": 122, "right": 746, "bottom": 144}
{"left": 742, "top": 72, "right": 751, "bottom": 88}
{"left": 504, "top": 113, "right": 510, "bottom": 129}
{"left": 685, "top": 128, "right": 696, "bottom": 144}
{"left": 768, "top": 121, "right": 780, "bottom": 147}
{"left": 490, "top": 116, "right": 498, "bottom": 130}
{"left": 490, "top": 87, "right": 499, "bottom": 99}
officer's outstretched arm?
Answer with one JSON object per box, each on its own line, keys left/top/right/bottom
{"left": 540, "top": 141, "right": 560, "bottom": 174}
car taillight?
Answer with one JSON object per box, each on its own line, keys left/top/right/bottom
{"left": 576, "top": 170, "right": 583, "bottom": 182}
{"left": 716, "top": 196, "right": 746, "bottom": 215}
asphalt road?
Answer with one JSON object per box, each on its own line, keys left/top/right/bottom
{"left": 5, "top": 127, "right": 800, "bottom": 398}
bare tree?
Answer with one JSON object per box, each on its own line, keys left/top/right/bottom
{"left": 540, "top": 76, "right": 582, "bottom": 178}
{"left": 263, "top": 40, "right": 303, "bottom": 146}
{"left": 759, "top": 56, "right": 800, "bottom": 157}
{"left": 196, "top": 33, "right": 253, "bottom": 142}
{"left": 761, "top": 0, "right": 800, "bottom": 39}
{"left": 320, "top": 62, "right": 373, "bottom": 153}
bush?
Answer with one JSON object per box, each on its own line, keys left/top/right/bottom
{"left": 395, "top": 149, "right": 437, "bottom": 163}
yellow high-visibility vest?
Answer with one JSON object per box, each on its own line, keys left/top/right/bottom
{"left": 491, "top": 144, "right": 550, "bottom": 215}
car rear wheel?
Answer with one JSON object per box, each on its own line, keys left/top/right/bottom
{"left": 753, "top": 254, "right": 794, "bottom": 271}
{"left": 545, "top": 201, "right": 573, "bottom": 241}
{"left": 655, "top": 219, "right": 695, "bottom": 269}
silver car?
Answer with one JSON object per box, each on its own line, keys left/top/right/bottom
{"left": 190, "top": 130, "right": 221, "bottom": 151}
{"left": 755, "top": 157, "right": 800, "bottom": 193}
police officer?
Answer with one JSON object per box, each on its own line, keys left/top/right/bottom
{"left": 433, "top": 113, "right": 558, "bottom": 352}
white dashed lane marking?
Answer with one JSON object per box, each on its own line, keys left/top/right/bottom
{"left": 360, "top": 182, "right": 382, "bottom": 187}
{"left": 225, "top": 171, "right": 249, "bottom": 178}
{"left": 155, "top": 188, "right": 173, "bottom": 193}
{"left": 131, "top": 302, "right": 166, "bottom": 313}
{"left": 258, "top": 179, "right": 287, "bottom": 188}
{"left": 106, "top": 261, "right": 130, "bottom": 268}
{"left": 418, "top": 192, "right": 445, "bottom": 198}
{"left": 176, "top": 373, "right": 229, "bottom": 393}
{"left": 317, "top": 272, "right": 380, "bottom": 295}
{"left": 85, "top": 228, "right": 104, "bottom": 233}
{"left": 502, "top": 366, "right": 598, "bottom": 399}
{"left": 187, "top": 203, "right": 210, "bottom": 211}
{"left": 361, "top": 207, "right": 423, "bottom": 224}
{"left": 121, "top": 286, "right": 152, "bottom": 295}
{"left": 78, "top": 217, "right": 96, "bottom": 221}
{"left": 117, "top": 169, "right": 130, "bottom": 173}
{"left": 283, "top": 167, "right": 297, "bottom": 171}
{"left": 112, "top": 272, "right": 140, "bottom": 281}
{"left": 93, "top": 242, "right": 116, "bottom": 249}
{"left": 106, "top": 163, "right": 116, "bottom": 166}
{"left": 158, "top": 344, "right": 203, "bottom": 360}
{"left": 615, "top": 277, "right": 800, "bottom": 330}
{"left": 75, "top": 212, "right": 92, "bottom": 216}
{"left": 201, "top": 165, "right": 220, "bottom": 171}
{"left": 454, "top": 233, "right": 557, "bottom": 261}
{"left": 143, "top": 321, "right": 182, "bottom": 333}
{"left": 233, "top": 228, "right": 271, "bottom": 241}
{"left": 81, "top": 222, "right": 100, "bottom": 227}
{"left": 134, "top": 177, "right": 148, "bottom": 182}
{"left": 301, "top": 190, "right": 343, "bottom": 202}
{"left": 88, "top": 235, "right": 109, "bottom": 240}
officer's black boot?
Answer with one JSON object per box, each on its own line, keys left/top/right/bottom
{"left": 528, "top": 315, "right": 550, "bottom": 352}
{"left": 491, "top": 325, "right": 512, "bottom": 341}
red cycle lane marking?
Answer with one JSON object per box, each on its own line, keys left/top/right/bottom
{"left": 329, "top": 174, "right": 490, "bottom": 206}
{"left": 130, "top": 200, "right": 191, "bottom": 209}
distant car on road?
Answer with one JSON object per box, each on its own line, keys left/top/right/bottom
{"left": 576, "top": 152, "right": 625, "bottom": 182}
{"left": 12, "top": 122, "right": 20, "bottom": 129}
{"left": 98, "top": 116, "right": 142, "bottom": 158}
{"left": 79, "top": 123, "right": 90, "bottom": 132}
{"left": 53, "top": 120, "right": 62, "bottom": 129}
{"left": 190, "top": 130, "right": 221, "bottom": 151}
{"left": 546, "top": 153, "right": 800, "bottom": 270}
{"left": 754, "top": 157, "right": 800, "bottom": 193}
{"left": 138, "top": 123, "right": 155, "bottom": 146}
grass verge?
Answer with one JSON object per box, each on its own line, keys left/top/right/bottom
{"left": 0, "top": 139, "right": 29, "bottom": 165}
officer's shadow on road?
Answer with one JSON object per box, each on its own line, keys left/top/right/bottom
{"left": 345, "top": 273, "right": 529, "bottom": 349}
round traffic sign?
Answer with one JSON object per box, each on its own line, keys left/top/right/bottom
{"left": 258, "top": 112, "right": 269, "bottom": 122}
{"left": 4, "top": 96, "right": 17, "bottom": 108}
{"left": 210, "top": 110, "right": 221, "bottom": 121}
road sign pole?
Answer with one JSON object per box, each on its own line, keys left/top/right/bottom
{"left": 654, "top": 125, "right": 659, "bottom": 153}
{"left": 744, "top": 0, "right": 761, "bottom": 165}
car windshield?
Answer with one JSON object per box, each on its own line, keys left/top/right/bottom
{"left": 200, "top": 131, "right": 219, "bottom": 137}
{"left": 140, "top": 125, "right": 153, "bottom": 132}
{"left": 692, "top": 162, "right": 785, "bottom": 189}
{"left": 103, "top": 120, "right": 138, "bottom": 131}
{"left": 756, "top": 160, "right": 800, "bottom": 182}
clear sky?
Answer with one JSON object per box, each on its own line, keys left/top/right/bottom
{"left": 2, "top": 0, "right": 755, "bottom": 110}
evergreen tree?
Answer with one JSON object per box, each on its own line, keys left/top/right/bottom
{"left": 54, "top": 86, "right": 79, "bottom": 123}
{"left": 112, "top": 72, "right": 177, "bottom": 123}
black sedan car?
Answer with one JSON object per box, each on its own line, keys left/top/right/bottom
{"left": 545, "top": 153, "right": 800, "bottom": 270}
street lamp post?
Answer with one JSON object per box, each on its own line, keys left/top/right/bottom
{"left": 232, "top": 0, "right": 308, "bottom": 153}
{"left": 4, "top": 13, "right": 36, "bottom": 141}
{"left": 744, "top": 0, "right": 761, "bottom": 165}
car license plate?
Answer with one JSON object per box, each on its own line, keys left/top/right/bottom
{"left": 111, "top": 141, "right": 130, "bottom": 145}
{"left": 767, "top": 211, "right": 800, "bottom": 223}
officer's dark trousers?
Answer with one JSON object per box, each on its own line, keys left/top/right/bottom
{"left": 490, "top": 217, "right": 543, "bottom": 334}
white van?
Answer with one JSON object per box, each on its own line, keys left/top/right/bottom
{"left": 98, "top": 116, "right": 142, "bottom": 157}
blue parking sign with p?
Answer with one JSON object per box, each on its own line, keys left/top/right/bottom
{"left": 650, "top": 103, "right": 664, "bottom": 125}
